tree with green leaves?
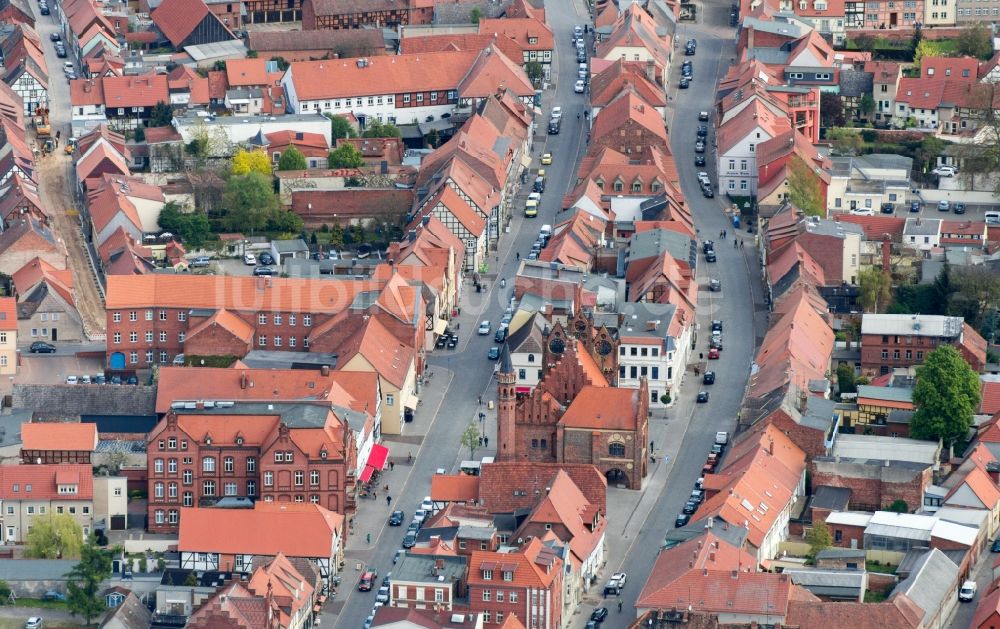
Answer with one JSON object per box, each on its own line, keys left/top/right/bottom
{"left": 859, "top": 94, "right": 876, "bottom": 119}
{"left": 230, "top": 148, "right": 272, "bottom": 177}
{"left": 836, "top": 363, "right": 857, "bottom": 396}
{"left": 223, "top": 172, "right": 279, "bottom": 235}
{"left": 957, "top": 23, "right": 994, "bottom": 60}
{"left": 362, "top": 121, "right": 402, "bottom": 138}
{"left": 459, "top": 422, "right": 482, "bottom": 459}
{"left": 148, "top": 101, "right": 174, "bottom": 127}
{"left": 327, "top": 113, "right": 358, "bottom": 140}
{"left": 277, "top": 146, "right": 307, "bottom": 171}
{"left": 825, "top": 128, "right": 863, "bottom": 156}
{"left": 328, "top": 143, "right": 365, "bottom": 169}
{"left": 787, "top": 156, "right": 825, "bottom": 216}
{"left": 887, "top": 499, "right": 908, "bottom": 513}
{"left": 158, "top": 201, "right": 213, "bottom": 249}
{"left": 25, "top": 513, "right": 83, "bottom": 559}
{"left": 857, "top": 267, "right": 891, "bottom": 313}
{"left": 470, "top": 6, "right": 482, "bottom": 23}
{"left": 910, "top": 345, "right": 981, "bottom": 452}
{"left": 65, "top": 536, "right": 112, "bottom": 624}
{"left": 805, "top": 520, "right": 832, "bottom": 563}
{"left": 524, "top": 61, "right": 544, "bottom": 84}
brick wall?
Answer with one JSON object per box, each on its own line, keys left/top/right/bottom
{"left": 591, "top": 117, "right": 668, "bottom": 159}
{"left": 809, "top": 458, "right": 931, "bottom": 512}
{"left": 432, "top": 0, "right": 509, "bottom": 24}
{"left": 825, "top": 522, "right": 866, "bottom": 549}
{"left": 796, "top": 232, "right": 845, "bottom": 284}
{"left": 761, "top": 408, "right": 827, "bottom": 458}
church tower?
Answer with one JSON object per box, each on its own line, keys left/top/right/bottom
{"left": 496, "top": 345, "right": 518, "bottom": 461}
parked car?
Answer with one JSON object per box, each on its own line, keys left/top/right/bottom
{"left": 699, "top": 110, "right": 710, "bottom": 121}
{"left": 49, "top": 33, "right": 60, "bottom": 41}
{"left": 954, "top": 202, "right": 966, "bottom": 214}
{"left": 932, "top": 165, "right": 957, "bottom": 177}
{"left": 494, "top": 327, "right": 508, "bottom": 343}
{"left": 696, "top": 391, "right": 709, "bottom": 403}
{"left": 258, "top": 252, "right": 275, "bottom": 265}
{"left": 937, "top": 200, "right": 950, "bottom": 212}
{"left": 55, "top": 48, "right": 67, "bottom": 58}
{"left": 880, "top": 202, "right": 895, "bottom": 214}
{"left": 602, "top": 576, "right": 624, "bottom": 596}
{"left": 243, "top": 252, "right": 256, "bottom": 265}
{"left": 402, "top": 531, "right": 417, "bottom": 548}
{"left": 703, "top": 371, "right": 715, "bottom": 384}
{"left": 992, "top": 538, "right": 1000, "bottom": 552}
{"left": 550, "top": 106, "right": 562, "bottom": 119}
{"left": 126, "top": 375, "right": 139, "bottom": 385}
{"left": 375, "top": 586, "right": 390, "bottom": 604}
{"left": 679, "top": 77, "right": 690, "bottom": 89}
{"left": 708, "top": 278, "right": 721, "bottom": 291}
{"left": 849, "top": 207, "right": 875, "bottom": 216}
{"left": 702, "top": 185, "right": 714, "bottom": 198}
{"left": 548, "top": 119, "right": 561, "bottom": 134}
{"left": 478, "top": 321, "right": 491, "bottom": 335}
{"left": 173, "top": 354, "right": 186, "bottom": 365}
{"left": 697, "top": 125, "right": 708, "bottom": 138}
{"left": 252, "top": 266, "right": 274, "bottom": 277}
{"left": 394, "top": 549, "right": 405, "bottom": 564}
{"left": 574, "top": 80, "right": 586, "bottom": 93}
{"left": 711, "top": 320, "right": 722, "bottom": 332}
{"left": 29, "top": 341, "right": 56, "bottom": 353}
{"left": 909, "top": 201, "right": 921, "bottom": 212}
{"left": 41, "top": 591, "right": 65, "bottom": 602}
{"left": 190, "top": 256, "right": 212, "bottom": 267}
{"left": 675, "top": 513, "right": 690, "bottom": 527}
{"left": 683, "top": 499, "right": 698, "bottom": 514}
{"left": 591, "top": 607, "right": 608, "bottom": 623}
{"left": 25, "top": 618, "right": 42, "bottom": 629}
{"left": 94, "top": 375, "right": 106, "bottom": 384}
{"left": 708, "top": 348, "right": 720, "bottom": 359}
{"left": 65, "top": 375, "right": 78, "bottom": 384}
{"left": 541, "top": 152, "right": 553, "bottom": 165}
{"left": 695, "top": 140, "right": 705, "bottom": 153}
{"left": 695, "top": 155, "right": 706, "bottom": 166}
{"left": 705, "top": 250, "right": 716, "bottom": 263}
{"left": 388, "top": 510, "right": 405, "bottom": 526}
{"left": 488, "top": 347, "right": 501, "bottom": 360}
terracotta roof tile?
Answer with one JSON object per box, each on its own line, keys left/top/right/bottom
{"left": 105, "top": 274, "right": 380, "bottom": 312}
{"left": 248, "top": 29, "right": 385, "bottom": 56}
{"left": 591, "top": 90, "right": 667, "bottom": 147}
{"left": 590, "top": 59, "right": 666, "bottom": 109}
{"left": 12, "top": 257, "right": 73, "bottom": 306}
{"left": 559, "top": 386, "right": 639, "bottom": 431}
{"left": 638, "top": 569, "right": 796, "bottom": 615}
{"left": 401, "top": 32, "right": 524, "bottom": 64}
{"left": 478, "top": 462, "right": 606, "bottom": 514}
{"left": 152, "top": 0, "right": 210, "bottom": 48}
{"left": 478, "top": 17, "right": 554, "bottom": 50}
{"left": 101, "top": 74, "right": 169, "bottom": 109}
{"left": 786, "top": 596, "right": 923, "bottom": 628}
{"left": 457, "top": 45, "right": 534, "bottom": 99}
{"left": 921, "top": 55, "right": 979, "bottom": 83}
{"left": 21, "top": 422, "right": 98, "bottom": 452}
{"left": 467, "top": 538, "right": 561, "bottom": 589}
{"left": 179, "top": 503, "right": 343, "bottom": 557}
{"left": 339, "top": 315, "right": 415, "bottom": 388}
{"left": 525, "top": 470, "right": 606, "bottom": 563}
{"left": 287, "top": 50, "right": 478, "bottom": 101}
{"left": 226, "top": 58, "right": 272, "bottom": 87}
{"left": 0, "top": 463, "right": 93, "bottom": 500}
{"left": 430, "top": 474, "right": 480, "bottom": 502}
{"left": 982, "top": 379, "right": 1000, "bottom": 415}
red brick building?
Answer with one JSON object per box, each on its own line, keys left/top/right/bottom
{"left": 103, "top": 274, "right": 423, "bottom": 372}
{"left": 860, "top": 313, "right": 987, "bottom": 375}
{"left": 496, "top": 318, "right": 649, "bottom": 490}
{"left": 146, "top": 401, "right": 357, "bottom": 533}
{"left": 810, "top": 457, "right": 932, "bottom": 513}
{"left": 588, "top": 91, "right": 670, "bottom": 161}
{"left": 466, "top": 538, "right": 563, "bottom": 628}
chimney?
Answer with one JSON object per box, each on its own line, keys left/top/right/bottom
{"left": 731, "top": 570, "right": 739, "bottom": 580}
{"left": 645, "top": 58, "right": 655, "bottom": 82}
{"left": 408, "top": 229, "right": 417, "bottom": 242}
{"left": 768, "top": 438, "right": 774, "bottom": 455}
{"left": 320, "top": 365, "right": 330, "bottom": 376}
{"left": 881, "top": 234, "right": 891, "bottom": 273}
{"left": 241, "top": 371, "right": 248, "bottom": 389}
{"left": 709, "top": 551, "right": 716, "bottom": 562}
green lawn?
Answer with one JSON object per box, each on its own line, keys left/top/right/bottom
{"left": 12, "top": 599, "right": 68, "bottom": 611}
{"left": 865, "top": 561, "right": 897, "bottom": 574}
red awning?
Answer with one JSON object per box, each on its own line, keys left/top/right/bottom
{"left": 359, "top": 465, "right": 375, "bottom": 483}
{"left": 367, "top": 444, "right": 389, "bottom": 471}
{"left": 515, "top": 386, "right": 531, "bottom": 394}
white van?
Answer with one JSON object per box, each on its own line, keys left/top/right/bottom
{"left": 539, "top": 224, "right": 552, "bottom": 238}
{"left": 985, "top": 211, "right": 1000, "bottom": 225}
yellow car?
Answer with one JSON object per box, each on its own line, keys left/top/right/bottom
{"left": 540, "top": 153, "right": 553, "bottom": 165}
{"left": 524, "top": 199, "right": 538, "bottom": 217}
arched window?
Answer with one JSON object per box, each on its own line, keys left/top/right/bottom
{"left": 528, "top": 354, "right": 535, "bottom": 363}
{"left": 609, "top": 442, "right": 626, "bottom": 457}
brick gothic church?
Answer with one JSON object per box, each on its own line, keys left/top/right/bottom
{"left": 496, "top": 312, "right": 650, "bottom": 489}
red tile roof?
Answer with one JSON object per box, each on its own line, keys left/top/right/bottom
{"left": 247, "top": 553, "right": 313, "bottom": 627}
{"left": 981, "top": 379, "right": 1000, "bottom": 415}
{"left": 921, "top": 55, "right": 980, "bottom": 83}
{"left": 973, "top": 583, "right": 1000, "bottom": 628}
{"left": 226, "top": 58, "right": 273, "bottom": 87}
{"left": 479, "top": 17, "right": 554, "bottom": 51}
{"left": 590, "top": 59, "right": 666, "bottom": 109}
{"left": 21, "top": 422, "right": 97, "bottom": 452}
{"left": 0, "top": 464, "right": 93, "bottom": 500}
{"left": 105, "top": 275, "right": 381, "bottom": 312}
{"left": 717, "top": 97, "right": 791, "bottom": 155}
{"left": 639, "top": 569, "right": 797, "bottom": 615}
{"left": 457, "top": 45, "right": 534, "bottom": 99}
{"left": 338, "top": 315, "right": 415, "bottom": 388}
{"left": 401, "top": 32, "right": 524, "bottom": 65}
{"left": 591, "top": 90, "right": 668, "bottom": 147}
{"left": 525, "top": 469, "right": 606, "bottom": 563}
{"left": 179, "top": 503, "right": 344, "bottom": 558}
{"left": 477, "top": 462, "right": 606, "bottom": 514}
{"left": 835, "top": 214, "right": 905, "bottom": 241}
{"left": 430, "top": 474, "right": 480, "bottom": 502}
{"left": 287, "top": 51, "right": 478, "bottom": 101}
{"left": 558, "top": 386, "right": 638, "bottom": 430}
{"left": 101, "top": 74, "right": 170, "bottom": 109}
{"left": 152, "top": 0, "right": 210, "bottom": 48}
{"left": 467, "top": 537, "right": 561, "bottom": 589}
{"left": 0, "top": 297, "right": 16, "bottom": 332}
{"left": 786, "top": 596, "right": 924, "bottom": 628}
{"left": 12, "top": 257, "right": 74, "bottom": 306}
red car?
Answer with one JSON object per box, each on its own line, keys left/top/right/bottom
{"left": 358, "top": 570, "right": 378, "bottom": 591}
{"left": 708, "top": 348, "right": 720, "bottom": 359}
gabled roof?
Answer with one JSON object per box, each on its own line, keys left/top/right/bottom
{"left": 590, "top": 59, "right": 666, "bottom": 109}
{"left": 247, "top": 553, "right": 313, "bottom": 627}
{"left": 457, "top": 45, "right": 534, "bottom": 99}
{"left": 186, "top": 581, "right": 271, "bottom": 628}
{"left": 591, "top": 90, "right": 668, "bottom": 146}
{"left": 21, "top": 422, "right": 97, "bottom": 452}
{"left": 981, "top": 377, "right": 1000, "bottom": 415}
{"left": 478, "top": 462, "right": 606, "bottom": 515}
{"left": 430, "top": 474, "right": 480, "bottom": 503}
{"left": 597, "top": 4, "right": 670, "bottom": 69}
{"left": 179, "top": 503, "right": 343, "bottom": 558}
{"left": 225, "top": 58, "right": 272, "bottom": 87}
{"left": 286, "top": 51, "right": 478, "bottom": 101}
{"left": 835, "top": 214, "right": 905, "bottom": 241}
{"left": 152, "top": 0, "right": 221, "bottom": 48}
{"left": 401, "top": 32, "right": 524, "bottom": 64}
{"left": 559, "top": 386, "right": 638, "bottom": 431}
{"left": 0, "top": 464, "right": 93, "bottom": 500}
{"left": 467, "top": 537, "right": 561, "bottom": 588}
{"left": 478, "top": 17, "right": 554, "bottom": 51}
{"left": 921, "top": 55, "right": 979, "bottom": 83}
{"left": 187, "top": 308, "right": 254, "bottom": 344}
{"left": 718, "top": 97, "right": 791, "bottom": 155}
{"left": 101, "top": 74, "right": 170, "bottom": 109}
{"left": 339, "top": 315, "right": 415, "bottom": 388}
{"left": 524, "top": 470, "right": 605, "bottom": 563}
{"left": 12, "top": 257, "right": 73, "bottom": 306}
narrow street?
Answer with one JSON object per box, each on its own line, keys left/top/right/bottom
{"left": 28, "top": 1, "right": 106, "bottom": 337}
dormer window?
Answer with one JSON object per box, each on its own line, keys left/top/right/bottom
{"left": 483, "top": 569, "right": 493, "bottom": 580}
{"left": 528, "top": 37, "right": 538, "bottom": 44}
{"left": 613, "top": 180, "right": 624, "bottom": 192}
{"left": 205, "top": 436, "right": 212, "bottom": 445}
{"left": 236, "top": 436, "right": 243, "bottom": 445}
{"left": 320, "top": 449, "right": 328, "bottom": 459}
{"left": 503, "top": 571, "right": 513, "bottom": 581}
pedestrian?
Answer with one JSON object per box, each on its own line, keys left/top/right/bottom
{"left": 478, "top": 395, "right": 482, "bottom": 405}
{"left": 618, "top": 598, "right": 623, "bottom": 613}
{"left": 479, "top": 436, "right": 484, "bottom": 447}
{"left": 699, "top": 352, "right": 704, "bottom": 360}
{"left": 387, "top": 495, "right": 392, "bottom": 506}
{"left": 719, "top": 229, "right": 724, "bottom": 238}
{"left": 374, "top": 490, "right": 378, "bottom": 499}
{"left": 741, "top": 239, "right": 745, "bottom": 249}
{"left": 516, "top": 252, "right": 520, "bottom": 260}
{"left": 366, "top": 532, "right": 371, "bottom": 544}
{"left": 734, "top": 238, "right": 738, "bottom": 248}
{"left": 389, "top": 461, "right": 395, "bottom": 471}
{"left": 384, "top": 483, "right": 389, "bottom": 492}
{"left": 408, "top": 452, "right": 413, "bottom": 463}
{"left": 484, "top": 436, "right": 489, "bottom": 447}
